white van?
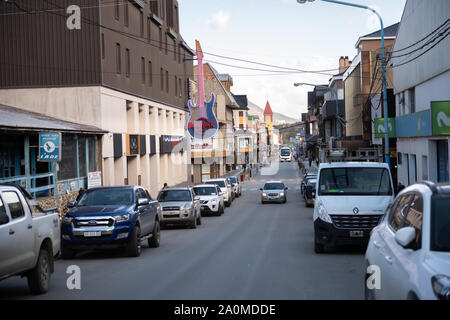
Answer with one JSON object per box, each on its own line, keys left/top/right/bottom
{"left": 313, "top": 162, "right": 394, "bottom": 253}
{"left": 280, "top": 147, "right": 292, "bottom": 162}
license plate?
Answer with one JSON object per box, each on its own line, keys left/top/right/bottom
{"left": 84, "top": 231, "right": 101, "bottom": 237}
{"left": 349, "top": 230, "right": 364, "bottom": 237}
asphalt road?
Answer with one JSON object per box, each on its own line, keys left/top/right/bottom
{"left": 0, "top": 162, "right": 365, "bottom": 300}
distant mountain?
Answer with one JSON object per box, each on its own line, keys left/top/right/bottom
{"left": 247, "top": 100, "right": 298, "bottom": 124}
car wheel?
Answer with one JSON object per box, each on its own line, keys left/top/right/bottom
{"left": 148, "top": 220, "right": 160, "bottom": 248}
{"left": 126, "top": 225, "right": 142, "bottom": 257}
{"left": 61, "top": 242, "right": 75, "bottom": 260}
{"left": 225, "top": 200, "right": 231, "bottom": 207}
{"left": 314, "top": 240, "right": 325, "bottom": 254}
{"left": 27, "top": 248, "right": 51, "bottom": 294}
{"left": 218, "top": 204, "right": 224, "bottom": 216}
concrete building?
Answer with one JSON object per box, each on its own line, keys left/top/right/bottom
{"left": 0, "top": 0, "right": 194, "bottom": 197}
{"left": 391, "top": 0, "right": 450, "bottom": 185}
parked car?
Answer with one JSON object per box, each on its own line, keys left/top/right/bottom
{"left": 0, "top": 184, "right": 60, "bottom": 294}
{"left": 158, "top": 187, "right": 201, "bottom": 228}
{"left": 313, "top": 162, "right": 394, "bottom": 253}
{"left": 61, "top": 186, "right": 160, "bottom": 259}
{"left": 226, "top": 177, "right": 235, "bottom": 201}
{"left": 304, "top": 178, "right": 317, "bottom": 207}
{"left": 193, "top": 184, "right": 225, "bottom": 216}
{"left": 205, "top": 178, "right": 233, "bottom": 207}
{"left": 301, "top": 172, "right": 317, "bottom": 195}
{"left": 365, "top": 181, "right": 450, "bottom": 300}
{"left": 260, "top": 181, "right": 288, "bottom": 204}
{"left": 228, "top": 176, "right": 242, "bottom": 197}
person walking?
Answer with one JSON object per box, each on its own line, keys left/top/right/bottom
{"left": 162, "top": 183, "right": 168, "bottom": 189}
{"left": 308, "top": 157, "right": 312, "bottom": 168}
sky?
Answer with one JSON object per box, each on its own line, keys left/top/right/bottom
{"left": 178, "top": 0, "right": 406, "bottom": 119}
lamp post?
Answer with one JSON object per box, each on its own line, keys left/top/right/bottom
{"left": 294, "top": 82, "right": 340, "bottom": 138}
{"left": 297, "top": 0, "right": 390, "bottom": 166}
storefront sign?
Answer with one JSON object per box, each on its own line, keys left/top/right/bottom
{"left": 88, "top": 171, "right": 102, "bottom": 189}
{"left": 39, "top": 132, "right": 61, "bottom": 162}
{"left": 160, "top": 135, "right": 184, "bottom": 154}
{"left": 126, "top": 134, "right": 140, "bottom": 156}
{"left": 374, "top": 118, "right": 395, "bottom": 138}
{"left": 432, "top": 101, "right": 450, "bottom": 136}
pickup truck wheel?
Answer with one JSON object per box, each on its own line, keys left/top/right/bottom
{"left": 148, "top": 220, "right": 160, "bottom": 248}
{"left": 27, "top": 248, "right": 51, "bottom": 294}
{"left": 218, "top": 204, "right": 224, "bottom": 215}
{"left": 61, "top": 243, "right": 75, "bottom": 260}
{"left": 126, "top": 225, "right": 142, "bottom": 257}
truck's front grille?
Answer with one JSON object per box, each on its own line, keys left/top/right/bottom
{"left": 163, "top": 214, "right": 180, "bottom": 218}
{"left": 73, "top": 218, "right": 114, "bottom": 228}
{"left": 330, "top": 215, "right": 382, "bottom": 229}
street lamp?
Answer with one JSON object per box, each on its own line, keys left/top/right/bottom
{"left": 294, "top": 82, "right": 341, "bottom": 138}
{"left": 297, "top": 0, "right": 390, "bottom": 166}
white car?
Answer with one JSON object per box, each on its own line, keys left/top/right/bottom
{"left": 365, "top": 181, "right": 450, "bottom": 300}
{"left": 205, "top": 178, "right": 232, "bottom": 207}
{"left": 193, "top": 184, "right": 225, "bottom": 216}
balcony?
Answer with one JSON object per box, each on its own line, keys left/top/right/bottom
{"left": 322, "top": 100, "right": 344, "bottom": 120}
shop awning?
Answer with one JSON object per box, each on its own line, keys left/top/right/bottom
{"left": 0, "top": 104, "right": 105, "bottom": 134}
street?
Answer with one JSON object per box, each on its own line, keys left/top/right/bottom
{"left": 0, "top": 162, "right": 365, "bottom": 300}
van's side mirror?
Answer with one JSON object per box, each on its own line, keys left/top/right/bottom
{"left": 67, "top": 201, "right": 76, "bottom": 208}
{"left": 395, "top": 227, "right": 416, "bottom": 248}
{"left": 0, "top": 211, "right": 9, "bottom": 225}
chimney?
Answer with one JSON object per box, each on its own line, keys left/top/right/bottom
{"left": 339, "top": 56, "right": 351, "bottom": 73}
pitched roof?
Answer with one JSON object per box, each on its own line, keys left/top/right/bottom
{"left": 231, "top": 94, "right": 249, "bottom": 110}
{"left": 362, "top": 22, "right": 400, "bottom": 38}
{"left": 263, "top": 101, "right": 273, "bottom": 115}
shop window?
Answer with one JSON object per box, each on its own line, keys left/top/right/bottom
{"left": 88, "top": 138, "right": 97, "bottom": 172}
{"left": 78, "top": 136, "right": 86, "bottom": 176}
{"left": 59, "top": 135, "right": 77, "bottom": 180}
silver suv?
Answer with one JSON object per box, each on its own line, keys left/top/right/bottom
{"left": 157, "top": 188, "right": 201, "bottom": 229}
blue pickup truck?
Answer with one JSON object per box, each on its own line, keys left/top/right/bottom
{"left": 60, "top": 186, "right": 160, "bottom": 258}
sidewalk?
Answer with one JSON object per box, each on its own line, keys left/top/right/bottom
{"left": 299, "top": 159, "right": 319, "bottom": 174}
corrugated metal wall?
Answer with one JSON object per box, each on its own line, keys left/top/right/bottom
{"left": 0, "top": 0, "right": 101, "bottom": 88}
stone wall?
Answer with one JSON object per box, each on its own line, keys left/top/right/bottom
{"left": 37, "top": 192, "right": 79, "bottom": 219}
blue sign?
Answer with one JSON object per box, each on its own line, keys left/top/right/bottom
{"left": 39, "top": 132, "right": 61, "bottom": 162}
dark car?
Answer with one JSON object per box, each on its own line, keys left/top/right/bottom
{"left": 301, "top": 173, "right": 317, "bottom": 195}
{"left": 304, "top": 178, "right": 317, "bottom": 207}
{"left": 60, "top": 186, "right": 161, "bottom": 259}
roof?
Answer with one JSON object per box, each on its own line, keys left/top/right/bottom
{"left": 201, "top": 63, "right": 239, "bottom": 109}
{"left": 232, "top": 94, "right": 249, "bottom": 110}
{"left": 355, "top": 22, "right": 400, "bottom": 48}
{"left": 318, "top": 162, "right": 390, "bottom": 169}
{"left": 0, "top": 104, "right": 105, "bottom": 134}
{"left": 218, "top": 73, "right": 233, "bottom": 83}
{"left": 263, "top": 101, "right": 273, "bottom": 115}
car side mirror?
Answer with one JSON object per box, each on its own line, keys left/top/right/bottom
{"left": 194, "top": 196, "right": 200, "bottom": 201}
{"left": 0, "top": 211, "right": 9, "bottom": 225}
{"left": 259, "top": 188, "right": 263, "bottom": 191}
{"left": 138, "top": 198, "right": 150, "bottom": 206}
{"left": 395, "top": 227, "right": 416, "bottom": 248}
{"left": 285, "top": 187, "right": 288, "bottom": 190}
{"left": 67, "top": 201, "right": 76, "bottom": 208}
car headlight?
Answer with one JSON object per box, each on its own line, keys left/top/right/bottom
{"left": 317, "top": 201, "right": 332, "bottom": 224}
{"left": 262, "top": 192, "right": 267, "bottom": 197}
{"left": 432, "top": 275, "right": 450, "bottom": 300}
{"left": 62, "top": 216, "right": 73, "bottom": 224}
{"left": 115, "top": 214, "right": 130, "bottom": 222}
{"left": 280, "top": 192, "right": 285, "bottom": 197}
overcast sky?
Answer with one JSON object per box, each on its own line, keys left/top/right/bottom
{"left": 178, "top": 0, "right": 406, "bottom": 119}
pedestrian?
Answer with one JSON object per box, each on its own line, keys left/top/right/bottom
{"left": 308, "top": 157, "right": 312, "bottom": 168}
{"left": 163, "top": 183, "right": 168, "bottom": 189}
{"left": 76, "top": 187, "right": 85, "bottom": 202}
{"left": 316, "top": 159, "right": 319, "bottom": 167}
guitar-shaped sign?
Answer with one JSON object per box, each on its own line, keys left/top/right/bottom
{"left": 187, "top": 40, "right": 219, "bottom": 140}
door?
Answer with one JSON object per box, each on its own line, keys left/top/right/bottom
{"left": 135, "top": 188, "right": 152, "bottom": 235}
{"left": 145, "top": 189, "right": 158, "bottom": 233}
{"left": 437, "top": 140, "right": 449, "bottom": 182}
{"left": 0, "top": 195, "right": 13, "bottom": 276}
{"left": 0, "top": 191, "right": 35, "bottom": 276}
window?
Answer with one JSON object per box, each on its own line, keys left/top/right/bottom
{"left": 174, "top": 76, "right": 177, "bottom": 96}
{"left": 431, "top": 195, "right": 450, "bottom": 252}
{"left": 140, "top": 11, "right": 144, "bottom": 37}
{"left": 3, "top": 192, "right": 25, "bottom": 220}
{"left": 165, "top": 34, "right": 168, "bottom": 54}
{"left": 150, "top": 0, "right": 158, "bottom": 16}
{"left": 115, "top": 0, "right": 120, "bottom": 20}
{"left": 166, "top": 70, "right": 169, "bottom": 93}
{"left": 409, "top": 88, "right": 415, "bottom": 114}
{"left": 147, "top": 17, "right": 151, "bottom": 42}
{"left": 124, "top": 3, "right": 129, "bottom": 27}
{"left": 178, "top": 78, "right": 182, "bottom": 97}
{"left": 403, "top": 193, "right": 423, "bottom": 248}
{"left": 389, "top": 194, "right": 413, "bottom": 232}
{"left": 148, "top": 61, "right": 153, "bottom": 87}
{"left": 125, "top": 49, "right": 130, "bottom": 78}
{"left": 116, "top": 43, "right": 121, "bottom": 74}
{"left": 166, "top": 0, "right": 174, "bottom": 28}
{"left": 174, "top": 5, "right": 179, "bottom": 32}
{"left": 0, "top": 196, "right": 8, "bottom": 225}
{"left": 159, "top": 27, "right": 162, "bottom": 51}
{"left": 78, "top": 136, "right": 86, "bottom": 176}
{"left": 422, "top": 155, "right": 428, "bottom": 180}
{"left": 59, "top": 135, "right": 77, "bottom": 180}
{"left": 141, "top": 57, "right": 145, "bottom": 84}
{"left": 101, "top": 33, "right": 105, "bottom": 59}
{"left": 173, "top": 39, "right": 176, "bottom": 60}
{"left": 135, "top": 188, "right": 148, "bottom": 201}
{"left": 88, "top": 137, "right": 96, "bottom": 172}
{"left": 160, "top": 68, "right": 163, "bottom": 91}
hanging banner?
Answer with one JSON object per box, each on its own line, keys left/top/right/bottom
{"left": 38, "top": 132, "right": 61, "bottom": 162}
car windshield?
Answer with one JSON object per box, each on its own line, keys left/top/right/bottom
{"left": 194, "top": 187, "right": 217, "bottom": 196}
{"left": 77, "top": 189, "right": 134, "bottom": 206}
{"left": 229, "top": 177, "right": 237, "bottom": 183}
{"left": 318, "top": 167, "right": 392, "bottom": 196}
{"left": 206, "top": 181, "right": 225, "bottom": 188}
{"left": 431, "top": 196, "right": 450, "bottom": 252}
{"left": 281, "top": 149, "right": 291, "bottom": 156}
{"left": 264, "top": 183, "right": 284, "bottom": 190}
{"left": 158, "top": 190, "right": 192, "bottom": 202}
